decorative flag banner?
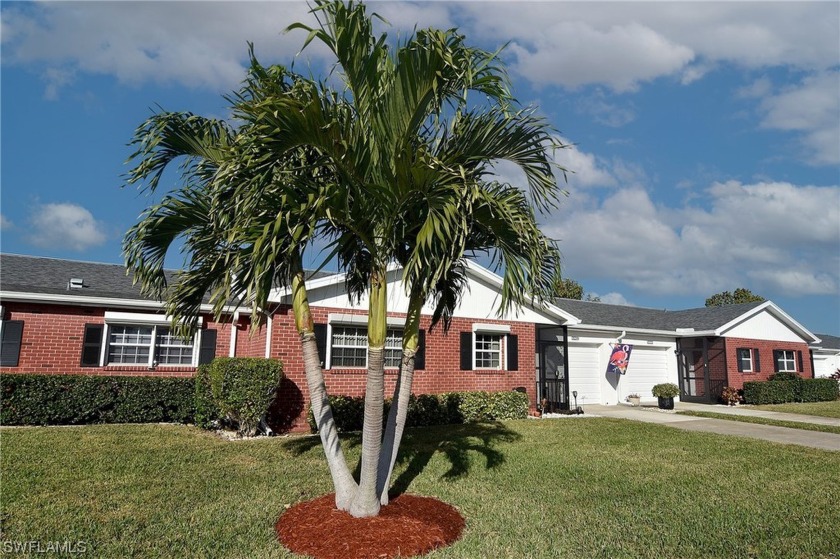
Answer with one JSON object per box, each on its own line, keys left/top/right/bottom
{"left": 607, "top": 343, "right": 633, "bottom": 375}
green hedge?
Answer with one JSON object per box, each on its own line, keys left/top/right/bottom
{"left": 743, "top": 378, "right": 839, "bottom": 405}
{"left": 307, "top": 390, "right": 529, "bottom": 433}
{"left": 0, "top": 374, "right": 195, "bottom": 425}
{"left": 206, "top": 358, "right": 284, "bottom": 436}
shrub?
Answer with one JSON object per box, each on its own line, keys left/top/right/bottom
{"left": 193, "top": 364, "right": 219, "bottom": 429}
{"left": 308, "top": 390, "right": 529, "bottom": 433}
{"left": 0, "top": 374, "right": 194, "bottom": 425}
{"left": 208, "top": 358, "right": 284, "bottom": 436}
{"left": 743, "top": 377, "right": 839, "bottom": 404}
{"left": 652, "top": 383, "right": 680, "bottom": 398}
{"left": 769, "top": 371, "right": 801, "bottom": 382}
{"left": 720, "top": 386, "right": 741, "bottom": 406}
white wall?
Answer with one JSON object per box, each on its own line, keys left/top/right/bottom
{"left": 283, "top": 267, "right": 565, "bottom": 325}
{"left": 724, "top": 310, "right": 805, "bottom": 343}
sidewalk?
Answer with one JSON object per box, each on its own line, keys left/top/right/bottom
{"left": 577, "top": 403, "right": 840, "bottom": 452}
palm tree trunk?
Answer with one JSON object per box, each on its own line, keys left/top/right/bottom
{"left": 292, "top": 264, "right": 357, "bottom": 511}
{"left": 349, "top": 266, "right": 387, "bottom": 518}
{"left": 377, "top": 292, "right": 422, "bottom": 505}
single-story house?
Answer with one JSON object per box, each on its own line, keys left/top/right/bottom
{"left": 0, "top": 253, "right": 827, "bottom": 430}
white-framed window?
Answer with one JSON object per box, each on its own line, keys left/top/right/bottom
{"left": 329, "top": 325, "right": 403, "bottom": 369}
{"left": 736, "top": 348, "right": 753, "bottom": 372}
{"left": 107, "top": 324, "right": 195, "bottom": 366}
{"left": 474, "top": 333, "right": 502, "bottom": 369}
{"left": 774, "top": 349, "right": 797, "bottom": 372}
{"left": 100, "top": 312, "right": 199, "bottom": 367}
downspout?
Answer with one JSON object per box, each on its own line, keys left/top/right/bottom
{"left": 229, "top": 310, "right": 240, "bottom": 357}
{"left": 265, "top": 312, "right": 272, "bottom": 358}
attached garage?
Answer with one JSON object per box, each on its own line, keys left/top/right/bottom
{"left": 567, "top": 342, "right": 601, "bottom": 406}
{"left": 620, "top": 346, "right": 672, "bottom": 404}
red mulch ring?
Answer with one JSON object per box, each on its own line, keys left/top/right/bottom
{"left": 276, "top": 493, "right": 465, "bottom": 559}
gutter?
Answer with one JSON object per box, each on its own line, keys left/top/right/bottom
{"left": 0, "top": 290, "right": 249, "bottom": 316}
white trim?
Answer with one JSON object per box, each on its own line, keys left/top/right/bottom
{"left": 472, "top": 323, "right": 511, "bottom": 334}
{"left": 230, "top": 311, "right": 239, "bottom": 358}
{"left": 328, "top": 313, "right": 406, "bottom": 328}
{"left": 104, "top": 310, "right": 204, "bottom": 326}
{"left": 0, "top": 291, "right": 245, "bottom": 316}
{"left": 265, "top": 314, "right": 272, "bottom": 358}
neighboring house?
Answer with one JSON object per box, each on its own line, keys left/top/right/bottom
{"left": 0, "top": 253, "right": 828, "bottom": 432}
{"left": 556, "top": 299, "right": 820, "bottom": 407}
{"left": 812, "top": 334, "right": 840, "bottom": 378}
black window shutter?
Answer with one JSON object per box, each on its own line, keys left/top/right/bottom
{"left": 80, "top": 324, "right": 104, "bottom": 367}
{"left": 773, "top": 350, "right": 781, "bottom": 372}
{"left": 313, "top": 324, "right": 327, "bottom": 368}
{"left": 507, "top": 334, "right": 519, "bottom": 371}
{"left": 753, "top": 348, "right": 760, "bottom": 372}
{"left": 414, "top": 329, "right": 426, "bottom": 370}
{"left": 0, "top": 320, "right": 24, "bottom": 367}
{"left": 460, "top": 332, "right": 473, "bottom": 370}
{"left": 736, "top": 348, "right": 744, "bottom": 372}
{"left": 797, "top": 350, "right": 804, "bottom": 373}
{"left": 198, "top": 329, "right": 218, "bottom": 365}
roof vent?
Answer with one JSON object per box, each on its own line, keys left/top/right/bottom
{"left": 68, "top": 278, "right": 85, "bottom": 290}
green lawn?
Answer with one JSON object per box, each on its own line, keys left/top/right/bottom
{"left": 747, "top": 400, "right": 840, "bottom": 419}
{"left": 2, "top": 420, "right": 839, "bottom": 559}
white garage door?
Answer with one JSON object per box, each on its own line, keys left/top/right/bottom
{"left": 568, "top": 343, "right": 601, "bottom": 406}
{"left": 622, "top": 347, "right": 670, "bottom": 400}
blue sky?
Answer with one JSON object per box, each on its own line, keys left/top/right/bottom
{"left": 2, "top": 1, "right": 839, "bottom": 336}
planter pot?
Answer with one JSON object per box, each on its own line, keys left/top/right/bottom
{"left": 657, "top": 397, "right": 675, "bottom": 410}
{"left": 627, "top": 397, "right": 641, "bottom": 407}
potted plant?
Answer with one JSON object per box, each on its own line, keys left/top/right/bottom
{"left": 625, "top": 393, "right": 641, "bottom": 407}
{"left": 651, "top": 383, "right": 679, "bottom": 410}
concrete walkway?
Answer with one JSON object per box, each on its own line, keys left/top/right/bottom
{"left": 576, "top": 402, "right": 840, "bottom": 452}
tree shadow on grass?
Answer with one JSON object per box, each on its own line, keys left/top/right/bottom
{"left": 281, "top": 422, "right": 521, "bottom": 499}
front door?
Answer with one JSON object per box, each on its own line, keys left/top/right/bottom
{"left": 677, "top": 339, "right": 710, "bottom": 403}
{"left": 539, "top": 342, "right": 569, "bottom": 412}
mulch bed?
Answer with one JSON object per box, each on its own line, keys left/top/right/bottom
{"left": 276, "top": 493, "right": 465, "bottom": 559}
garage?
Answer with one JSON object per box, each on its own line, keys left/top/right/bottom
{"left": 619, "top": 346, "right": 672, "bottom": 403}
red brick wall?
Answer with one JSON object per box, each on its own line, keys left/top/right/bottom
{"left": 724, "top": 337, "right": 814, "bottom": 390}
{"left": 0, "top": 302, "right": 230, "bottom": 378}
{"left": 268, "top": 304, "right": 536, "bottom": 432}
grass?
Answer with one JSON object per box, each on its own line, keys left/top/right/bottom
{"left": 678, "top": 410, "right": 840, "bottom": 435}
{"left": 1, "top": 420, "right": 839, "bottom": 559}
{"left": 746, "top": 400, "right": 840, "bottom": 419}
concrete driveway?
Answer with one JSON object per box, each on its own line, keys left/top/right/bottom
{"left": 576, "top": 402, "right": 840, "bottom": 452}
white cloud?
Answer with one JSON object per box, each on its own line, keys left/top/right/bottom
{"left": 459, "top": 2, "right": 838, "bottom": 89}
{"left": 1, "top": 2, "right": 328, "bottom": 96}
{"left": 508, "top": 22, "right": 694, "bottom": 92}
{"left": 592, "top": 292, "right": 634, "bottom": 306}
{"left": 27, "top": 203, "right": 107, "bottom": 251}
{"left": 553, "top": 139, "right": 617, "bottom": 189}
{"left": 546, "top": 181, "right": 840, "bottom": 298}
{"left": 0, "top": 214, "right": 13, "bottom": 230}
{"left": 757, "top": 71, "right": 840, "bottom": 165}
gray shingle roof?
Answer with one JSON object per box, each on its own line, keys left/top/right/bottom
{"left": 815, "top": 333, "right": 840, "bottom": 350}
{"left": 553, "top": 298, "right": 766, "bottom": 332}
{"left": 0, "top": 254, "right": 333, "bottom": 304}
{"left": 1, "top": 253, "right": 158, "bottom": 301}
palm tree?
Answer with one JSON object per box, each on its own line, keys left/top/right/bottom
{"left": 124, "top": 0, "right": 567, "bottom": 519}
